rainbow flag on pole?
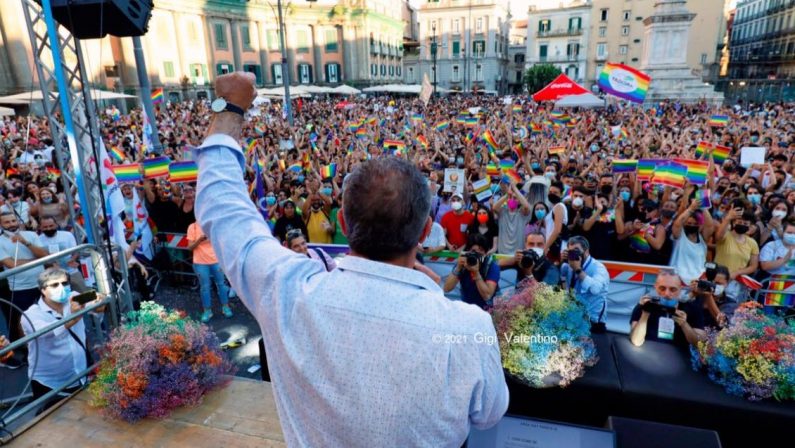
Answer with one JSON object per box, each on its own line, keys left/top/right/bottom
{"left": 709, "top": 115, "right": 729, "bottom": 127}
{"left": 112, "top": 164, "right": 142, "bottom": 183}
{"left": 168, "top": 161, "right": 198, "bottom": 183}
{"left": 481, "top": 130, "right": 499, "bottom": 153}
{"left": 712, "top": 144, "right": 730, "bottom": 164}
{"left": 320, "top": 163, "right": 337, "bottom": 180}
{"left": 597, "top": 63, "right": 651, "bottom": 104}
{"left": 110, "top": 146, "right": 126, "bottom": 162}
{"left": 512, "top": 143, "right": 525, "bottom": 160}
{"left": 675, "top": 158, "right": 710, "bottom": 185}
{"left": 245, "top": 138, "right": 257, "bottom": 156}
{"left": 142, "top": 156, "right": 170, "bottom": 179}
{"left": 486, "top": 163, "right": 500, "bottom": 177}
{"left": 416, "top": 135, "right": 429, "bottom": 149}
{"left": 651, "top": 162, "right": 688, "bottom": 188}
{"left": 151, "top": 88, "right": 164, "bottom": 104}
{"left": 612, "top": 159, "right": 638, "bottom": 174}
{"left": 502, "top": 169, "right": 522, "bottom": 184}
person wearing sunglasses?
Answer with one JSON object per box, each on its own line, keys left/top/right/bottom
{"left": 283, "top": 229, "right": 336, "bottom": 272}
{"left": 629, "top": 269, "right": 706, "bottom": 348}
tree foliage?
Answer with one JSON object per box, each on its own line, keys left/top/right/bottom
{"left": 523, "top": 64, "right": 562, "bottom": 94}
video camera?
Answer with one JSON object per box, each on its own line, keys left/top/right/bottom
{"left": 464, "top": 252, "right": 482, "bottom": 267}
{"left": 642, "top": 296, "right": 679, "bottom": 314}
{"left": 519, "top": 250, "right": 541, "bottom": 269}
{"left": 567, "top": 248, "right": 582, "bottom": 262}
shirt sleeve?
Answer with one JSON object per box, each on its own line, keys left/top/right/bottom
{"left": 485, "top": 260, "right": 500, "bottom": 284}
{"left": 580, "top": 260, "right": 610, "bottom": 294}
{"left": 194, "top": 135, "right": 324, "bottom": 322}
{"left": 750, "top": 239, "right": 760, "bottom": 256}
{"left": 759, "top": 242, "right": 775, "bottom": 262}
{"left": 630, "top": 304, "right": 642, "bottom": 323}
{"left": 469, "top": 314, "right": 509, "bottom": 430}
{"left": 186, "top": 223, "right": 197, "bottom": 243}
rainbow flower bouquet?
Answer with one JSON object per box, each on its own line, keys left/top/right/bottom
{"left": 491, "top": 280, "right": 598, "bottom": 388}
{"left": 691, "top": 302, "right": 795, "bottom": 401}
{"left": 89, "top": 302, "right": 235, "bottom": 422}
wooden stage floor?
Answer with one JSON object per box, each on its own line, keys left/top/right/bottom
{"left": 7, "top": 377, "right": 285, "bottom": 447}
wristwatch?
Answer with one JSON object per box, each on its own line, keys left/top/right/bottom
{"left": 210, "top": 97, "right": 245, "bottom": 117}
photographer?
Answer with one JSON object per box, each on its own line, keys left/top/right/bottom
{"left": 629, "top": 269, "right": 706, "bottom": 348}
{"left": 443, "top": 234, "right": 500, "bottom": 310}
{"left": 560, "top": 236, "right": 609, "bottom": 331}
{"left": 498, "top": 231, "right": 560, "bottom": 286}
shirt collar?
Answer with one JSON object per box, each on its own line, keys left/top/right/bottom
{"left": 336, "top": 255, "right": 442, "bottom": 293}
{"left": 39, "top": 297, "right": 65, "bottom": 318}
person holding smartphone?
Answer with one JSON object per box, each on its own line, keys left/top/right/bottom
{"left": 560, "top": 236, "right": 610, "bottom": 332}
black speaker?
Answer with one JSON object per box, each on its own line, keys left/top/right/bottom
{"left": 37, "top": 0, "right": 153, "bottom": 39}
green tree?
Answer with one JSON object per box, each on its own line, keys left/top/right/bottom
{"left": 523, "top": 64, "right": 562, "bottom": 94}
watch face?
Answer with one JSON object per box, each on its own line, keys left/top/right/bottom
{"left": 211, "top": 98, "right": 227, "bottom": 113}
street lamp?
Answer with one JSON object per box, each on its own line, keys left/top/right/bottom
{"left": 431, "top": 22, "right": 437, "bottom": 97}
{"left": 275, "top": 0, "right": 293, "bottom": 125}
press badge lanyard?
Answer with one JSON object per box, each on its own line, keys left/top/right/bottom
{"left": 570, "top": 257, "right": 592, "bottom": 293}
{"left": 657, "top": 307, "right": 675, "bottom": 341}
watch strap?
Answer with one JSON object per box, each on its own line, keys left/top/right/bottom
{"left": 222, "top": 102, "right": 245, "bottom": 117}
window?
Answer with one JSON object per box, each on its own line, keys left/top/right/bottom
{"left": 272, "top": 64, "right": 283, "bottom": 85}
{"left": 473, "top": 40, "right": 485, "bottom": 57}
{"left": 538, "top": 19, "right": 551, "bottom": 33}
{"left": 452, "top": 65, "right": 460, "bottom": 82}
{"left": 619, "top": 45, "right": 628, "bottom": 55}
{"left": 600, "top": 9, "right": 608, "bottom": 21}
{"left": 453, "top": 19, "right": 460, "bottom": 34}
{"left": 623, "top": 10, "right": 630, "bottom": 21}
{"left": 539, "top": 44, "right": 548, "bottom": 61}
{"left": 241, "top": 25, "right": 252, "bottom": 51}
{"left": 298, "top": 63, "right": 312, "bottom": 83}
{"left": 407, "top": 67, "right": 415, "bottom": 83}
{"left": 381, "top": 64, "right": 386, "bottom": 76}
{"left": 326, "top": 63, "right": 339, "bottom": 83}
{"left": 633, "top": 38, "right": 641, "bottom": 43}
{"left": 476, "top": 17, "right": 483, "bottom": 33}
{"left": 214, "top": 23, "right": 227, "bottom": 49}
{"left": 597, "top": 43, "right": 607, "bottom": 58}
{"left": 163, "top": 61, "right": 175, "bottom": 78}
{"left": 474, "top": 63, "right": 483, "bottom": 82}
{"left": 599, "top": 26, "right": 606, "bottom": 37}
{"left": 567, "top": 43, "right": 580, "bottom": 58}
{"left": 190, "top": 63, "right": 207, "bottom": 85}
{"left": 568, "top": 17, "right": 581, "bottom": 31}
{"left": 370, "top": 64, "right": 376, "bottom": 77}
{"left": 396, "top": 66, "right": 401, "bottom": 77}
{"left": 701, "top": 53, "right": 708, "bottom": 64}
{"left": 217, "top": 63, "right": 233, "bottom": 75}
{"left": 325, "top": 29, "right": 338, "bottom": 52}
{"left": 268, "top": 30, "right": 280, "bottom": 51}
{"left": 514, "top": 53, "right": 524, "bottom": 63}
{"left": 516, "top": 70, "right": 523, "bottom": 82}
{"left": 452, "top": 40, "right": 460, "bottom": 57}
{"left": 296, "top": 30, "right": 309, "bottom": 53}
{"left": 389, "top": 65, "right": 394, "bottom": 76}
{"left": 104, "top": 65, "right": 119, "bottom": 77}
{"left": 622, "top": 26, "right": 629, "bottom": 36}
{"left": 636, "top": 16, "right": 643, "bottom": 21}
{"left": 243, "top": 64, "right": 262, "bottom": 85}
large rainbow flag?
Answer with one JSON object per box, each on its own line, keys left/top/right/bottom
{"left": 674, "top": 158, "right": 710, "bottom": 186}
{"left": 112, "top": 164, "right": 142, "bottom": 183}
{"left": 637, "top": 159, "right": 664, "bottom": 181}
{"left": 142, "top": 156, "right": 170, "bottom": 179}
{"left": 651, "top": 162, "right": 688, "bottom": 189}
{"left": 168, "top": 161, "right": 198, "bottom": 183}
{"left": 597, "top": 63, "right": 651, "bottom": 104}
{"left": 612, "top": 159, "right": 637, "bottom": 174}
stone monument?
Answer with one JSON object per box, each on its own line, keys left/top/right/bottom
{"left": 640, "top": 0, "right": 723, "bottom": 104}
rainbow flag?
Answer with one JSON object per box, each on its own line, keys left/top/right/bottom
{"left": 637, "top": 159, "right": 663, "bottom": 181}
{"left": 257, "top": 158, "right": 266, "bottom": 171}
{"left": 151, "top": 88, "right": 164, "bottom": 104}
{"left": 112, "top": 164, "right": 142, "bottom": 183}
{"left": 512, "top": 104, "right": 522, "bottom": 113}
{"left": 435, "top": 120, "right": 450, "bottom": 131}
{"left": 597, "top": 63, "right": 651, "bottom": 104}
{"left": 287, "top": 163, "right": 303, "bottom": 173}
{"left": 110, "top": 146, "right": 125, "bottom": 162}
{"left": 502, "top": 169, "right": 522, "bottom": 184}
{"left": 254, "top": 123, "right": 266, "bottom": 135}
{"left": 652, "top": 162, "right": 688, "bottom": 188}
{"left": 764, "top": 276, "right": 795, "bottom": 307}
{"left": 712, "top": 145, "right": 730, "bottom": 164}
{"left": 530, "top": 123, "right": 542, "bottom": 135}
{"left": 455, "top": 115, "right": 468, "bottom": 124}
{"left": 695, "top": 141, "right": 713, "bottom": 159}
{"left": 5, "top": 168, "right": 18, "bottom": 177}
{"left": 549, "top": 146, "right": 565, "bottom": 156}
{"left": 366, "top": 117, "right": 377, "bottom": 126}
{"left": 486, "top": 163, "right": 500, "bottom": 177}
{"left": 697, "top": 189, "right": 711, "bottom": 209}
{"left": 464, "top": 130, "right": 477, "bottom": 145}
{"left": 512, "top": 143, "right": 524, "bottom": 160}
{"left": 411, "top": 113, "right": 423, "bottom": 125}
{"left": 383, "top": 140, "right": 406, "bottom": 151}
{"left": 675, "top": 158, "right": 709, "bottom": 185}
{"left": 499, "top": 159, "right": 515, "bottom": 172}
{"left": 619, "top": 127, "right": 629, "bottom": 140}
{"left": 463, "top": 117, "right": 479, "bottom": 127}
{"left": 320, "top": 163, "right": 337, "bottom": 180}
{"left": 612, "top": 159, "right": 637, "bottom": 174}
{"left": 46, "top": 166, "right": 61, "bottom": 177}
{"left": 416, "top": 135, "right": 429, "bottom": 149}
{"left": 355, "top": 127, "right": 367, "bottom": 139}
{"left": 348, "top": 120, "right": 363, "bottom": 132}
{"left": 629, "top": 231, "right": 651, "bottom": 253}
{"left": 169, "top": 161, "right": 198, "bottom": 183}
{"left": 110, "top": 108, "right": 120, "bottom": 122}
{"left": 142, "top": 156, "right": 170, "bottom": 179}
{"left": 245, "top": 138, "right": 257, "bottom": 155}
{"left": 481, "top": 130, "right": 499, "bottom": 153}
{"left": 709, "top": 115, "right": 728, "bottom": 127}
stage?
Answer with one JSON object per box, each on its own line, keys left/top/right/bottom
{"left": 7, "top": 377, "right": 285, "bottom": 447}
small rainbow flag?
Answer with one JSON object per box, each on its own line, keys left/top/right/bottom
{"left": 512, "top": 143, "right": 524, "bottom": 160}
{"left": 637, "top": 159, "right": 664, "bottom": 181}
{"left": 411, "top": 113, "right": 423, "bottom": 124}
{"left": 695, "top": 141, "right": 713, "bottom": 159}
{"left": 464, "top": 130, "right": 477, "bottom": 145}
{"left": 245, "top": 138, "right": 257, "bottom": 155}
{"left": 597, "top": 63, "right": 651, "bottom": 104}
{"left": 366, "top": 117, "right": 377, "bottom": 126}
{"left": 254, "top": 123, "right": 266, "bottom": 135}
{"left": 416, "top": 135, "right": 429, "bottom": 149}
{"left": 629, "top": 231, "right": 651, "bottom": 253}
{"left": 612, "top": 159, "right": 637, "bottom": 174}
{"left": 348, "top": 120, "right": 363, "bottom": 132}
{"left": 512, "top": 104, "right": 522, "bottom": 113}
{"left": 151, "top": 88, "right": 164, "bottom": 104}
{"left": 110, "top": 109, "right": 120, "bottom": 122}
{"left": 257, "top": 158, "right": 266, "bottom": 171}
{"left": 549, "top": 146, "right": 565, "bottom": 156}
{"left": 652, "top": 162, "right": 688, "bottom": 189}
{"left": 697, "top": 189, "right": 711, "bottom": 209}
{"left": 142, "top": 157, "right": 170, "bottom": 179}
{"left": 355, "top": 127, "right": 367, "bottom": 139}
{"left": 619, "top": 127, "right": 629, "bottom": 140}
{"left": 764, "top": 276, "right": 795, "bottom": 307}
{"left": 530, "top": 123, "right": 542, "bottom": 134}
{"left": 46, "top": 166, "right": 61, "bottom": 177}
{"left": 320, "top": 163, "right": 337, "bottom": 180}
{"left": 499, "top": 159, "right": 515, "bottom": 172}
{"left": 486, "top": 163, "right": 500, "bottom": 177}
{"left": 169, "top": 161, "right": 198, "bottom": 183}
{"left": 287, "top": 163, "right": 303, "bottom": 173}
{"left": 383, "top": 139, "right": 406, "bottom": 151}
{"left": 112, "top": 164, "right": 142, "bottom": 183}
{"left": 435, "top": 120, "right": 450, "bottom": 131}
{"left": 463, "top": 117, "right": 479, "bottom": 127}
{"left": 712, "top": 144, "right": 730, "bottom": 164}
{"left": 481, "top": 130, "right": 499, "bottom": 153}
{"left": 110, "top": 146, "right": 125, "bottom": 162}
{"left": 675, "top": 158, "right": 709, "bottom": 185}
{"left": 502, "top": 169, "right": 522, "bottom": 184}
{"left": 709, "top": 115, "right": 728, "bottom": 127}
{"left": 5, "top": 168, "right": 18, "bottom": 177}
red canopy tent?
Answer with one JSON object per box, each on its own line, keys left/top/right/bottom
{"left": 531, "top": 74, "right": 590, "bottom": 102}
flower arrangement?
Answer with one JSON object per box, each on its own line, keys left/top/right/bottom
{"left": 691, "top": 301, "right": 795, "bottom": 401}
{"left": 89, "top": 301, "right": 236, "bottom": 422}
{"left": 490, "top": 279, "right": 598, "bottom": 388}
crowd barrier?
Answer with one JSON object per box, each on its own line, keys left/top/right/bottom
{"left": 159, "top": 233, "right": 664, "bottom": 334}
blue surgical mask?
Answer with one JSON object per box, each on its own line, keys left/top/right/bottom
{"left": 535, "top": 209, "right": 547, "bottom": 220}
{"left": 590, "top": 144, "right": 599, "bottom": 153}
{"left": 266, "top": 196, "right": 276, "bottom": 206}
{"left": 659, "top": 298, "right": 678, "bottom": 308}
{"left": 321, "top": 187, "right": 333, "bottom": 196}
{"left": 620, "top": 191, "right": 631, "bottom": 202}
{"left": 747, "top": 194, "right": 761, "bottom": 205}
{"left": 297, "top": 175, "right": 305, "bottom": 183}
{"left": 784, "top": 233, "right": 795, "bottom": 246}
{"left": 531, "top": 162, "right": 541, "bottom": 170}
{"left": 544, "top": 171, "right": 556, "bottom": 179}
{"left": 52, "top": 285, "right": 72, "bottom": 304}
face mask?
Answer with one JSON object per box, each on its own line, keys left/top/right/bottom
{"left": 548, "top": 193, "right": 561, "bottom": 204}
{"left": 3, "top": 226, "right": 18, "bottom": 234}
{"left": 784, "top": 233, "right": 795, "bottom": 245}
{"left": 451, "top": 201, "right": 463, "bottom": 211}
{"left": 734, "top": 224, "right": 749, "bottom": 235}
{"left": 659, "top": 298, "right": 678, "bottom": 309}
{"left": 51, "top": 284, "right": 72, "bottom": 304}
{"left": 590, "top": 144, "right": 599, "bottom": 153}
{"left": 321, "top": 187, "right": 333, "bottom": 196}
{"left": 297, "top": 175, "right": 305, "bottom": 183}
{"left": 747, "top": 194, "right": 761, "bottom": 205}
{"left": 684, "top": 225, "right": 699, "bottom": 235}
{"left": 531, "top": 247, "right": 544, "bottom": 258}
{"left": 266, "top": 196, "right": 276, "bottom": 206}
{"left": 670, "top": 193, "right": 680, "bottom": 201}
{"left": 751, "top": 135, "right": 759, "bottom": 143}
{"left": 544, "top": 171, "right": 556, "bottom": 179}
{"left": 43, "top": 229, "right": 57, "bottom": 237}
{"left": 534, "top": 209, "right": 546, "bottom": 220}
{"left": 456, "top": 157, "right": 464, "bottom": 166}
{"left": 531, "top": 162, "right": 541, "bottom": 171}
{"left": 713, "top": 284, "right": 725, "bottom": 296}
{"left": 661, "top": 209, "right": 676, "bottom": 219}
{"left": 772, "top": 210, "right": 787, "bottom": 219}
{"left": 572, "top": 197, "right": 584, "bottom": 208}
{"left": 600, "top": 185, "right": 613, "bottom": 195}
{"left": 42, "top": 197, "right": 53, "bottom": 204}
{"left": 620, "top": 191, "right": 631, "bottom": 202}
{"left": 507, "top": 199, "right": 519, "bottom": 211}
{"left": 716, "top": 185, "right": 727, "bottom": 193}
{"left": 477, "top": 214, "right": 489, "bottom": 225}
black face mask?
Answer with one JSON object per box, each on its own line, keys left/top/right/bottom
{"left": 661, "top": 209, "right": 676, "bottom": 219}
{"left": 43, "top": 229, "right": 57, "bottom": 237}
{"left": 600, "top": 185, "right": 613, "bottom": 195}
{"left": 734, "top": 224, "right": 749, "bottom": 235}
{"left": 684, "top": 225, "right": 699, "bottom": 235}
{"left": 547, "top": 193, "right": 561, "bottom": 204}
{"left": 2, "top": 226, "right": 19, "bottom": 234}
{"left": 716, "top": 185, "right": 727, "bottom": 193}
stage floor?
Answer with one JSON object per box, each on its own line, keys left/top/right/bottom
{"left": 8, "top": 377, "right": 285, "bottom": 447}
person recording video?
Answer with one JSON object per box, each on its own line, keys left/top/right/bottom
{"left": 444, "top": 234, "right": 500, "bottom": 310}
{"left": 560, "top": 236, "right": 609, "bottom": 331}
{"left": 498, "top": 231, "right": 560, "bottom": 286}
{"left": 629, "top": 269, "right": 706, "bottom": 348}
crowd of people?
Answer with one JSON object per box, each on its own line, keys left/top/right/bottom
{"left": 0, "top": 92, "right": 794, "bottom": 371}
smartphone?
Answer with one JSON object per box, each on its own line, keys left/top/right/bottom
{"left": 72, "top": 290, "right": 97, "bottom": 305}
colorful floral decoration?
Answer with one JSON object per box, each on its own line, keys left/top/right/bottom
{"left": 89, "top": 302, "right": 236, "bottom": 422}
{"left": 490, "top": 280, "right": 599, "bottom": 388}
{"left": 691, "top": 302, "right": 795, "bottom": 401}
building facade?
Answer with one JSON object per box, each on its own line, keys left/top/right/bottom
{"left": 0, "top": 0, "right": 405, "bottom": 99}
{"left": 414, "top": 0, "right": 512, "bottom": 93}
{"left": 526, "top": 0, "right": 591, "bottom": 85}
{"left": 507, "top": 19, "right": 528, "bottom": 94}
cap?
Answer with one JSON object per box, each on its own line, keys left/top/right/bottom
{"left": 451, "top": 192, "right": 464, "bottom": 200}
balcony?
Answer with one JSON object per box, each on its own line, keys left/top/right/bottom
{"left": 595, "top": 52, "right": 609, "bottom": 62}
{"left": 539, "top": 54, "right": 583, "bottom": 63}
{"left": 537, "top": 28, "right": 583, "bottom": 38}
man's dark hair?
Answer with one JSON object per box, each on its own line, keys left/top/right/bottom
{"left": 466, "top": 233, "right": 491, "bottom": 252}
{"left": 568, "top": 235, "right": 590, "bottom": 252}
{"left": 343, "top": 158, "right": 430, "bottom": 261}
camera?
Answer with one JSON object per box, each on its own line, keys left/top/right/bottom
{"left": 643, "top": 296, "right": 679, "bottom": 314}
{"left": 704, "top": 262, "right": 717, "bottom": 281}
{"left": 519, "top": 250, "right": 540, "bottom": 269}
{"left": 465, "top": 252, "right": 481, "bottom": 267}
{"left": 567, "top": 248, "right": 582, "bottom": 262}
{"left": 697, "top": 279, "right": 715, "bottom": 293}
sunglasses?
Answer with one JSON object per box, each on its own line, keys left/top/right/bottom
{"left": 45, "top": 281, "right": 69, "bottom": 289}
{"left": 286, "top": 229, "right": 303, "bottom": 239}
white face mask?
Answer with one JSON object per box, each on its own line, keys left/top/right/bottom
{"left": 713, "top": 284, "right": 725, "bottom": 296}
{"left": 530, "top": 247, "right": 544, "bottom": 257}
{"left": 451, "top": 201, "right": 463, "bottom": 211}
{"left": 572, "top": 197, "right": 584, "bottom": 208}
{"left": 772, "top": 210, "right": 788, "bottom": 219}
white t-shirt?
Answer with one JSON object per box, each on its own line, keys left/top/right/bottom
{"left": 1, "top": 201, "right": 31, "bottom": 225}
{"left": 543, "top": 203, "right": 568, "bottom": 246}
{"left": 422, "top": 222, "right": 446, "bottom": 249}
{"left": 670, "top": 233, "right": 708, "bottom": 284}
{"left": 759, "top": 239, "right": 795, "bottom": 276}
{"left": 0, "top": 230, "right": 45, "bottom": 290}
{"left": 39, "top": 230, "right": 78, "bottom": 273}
